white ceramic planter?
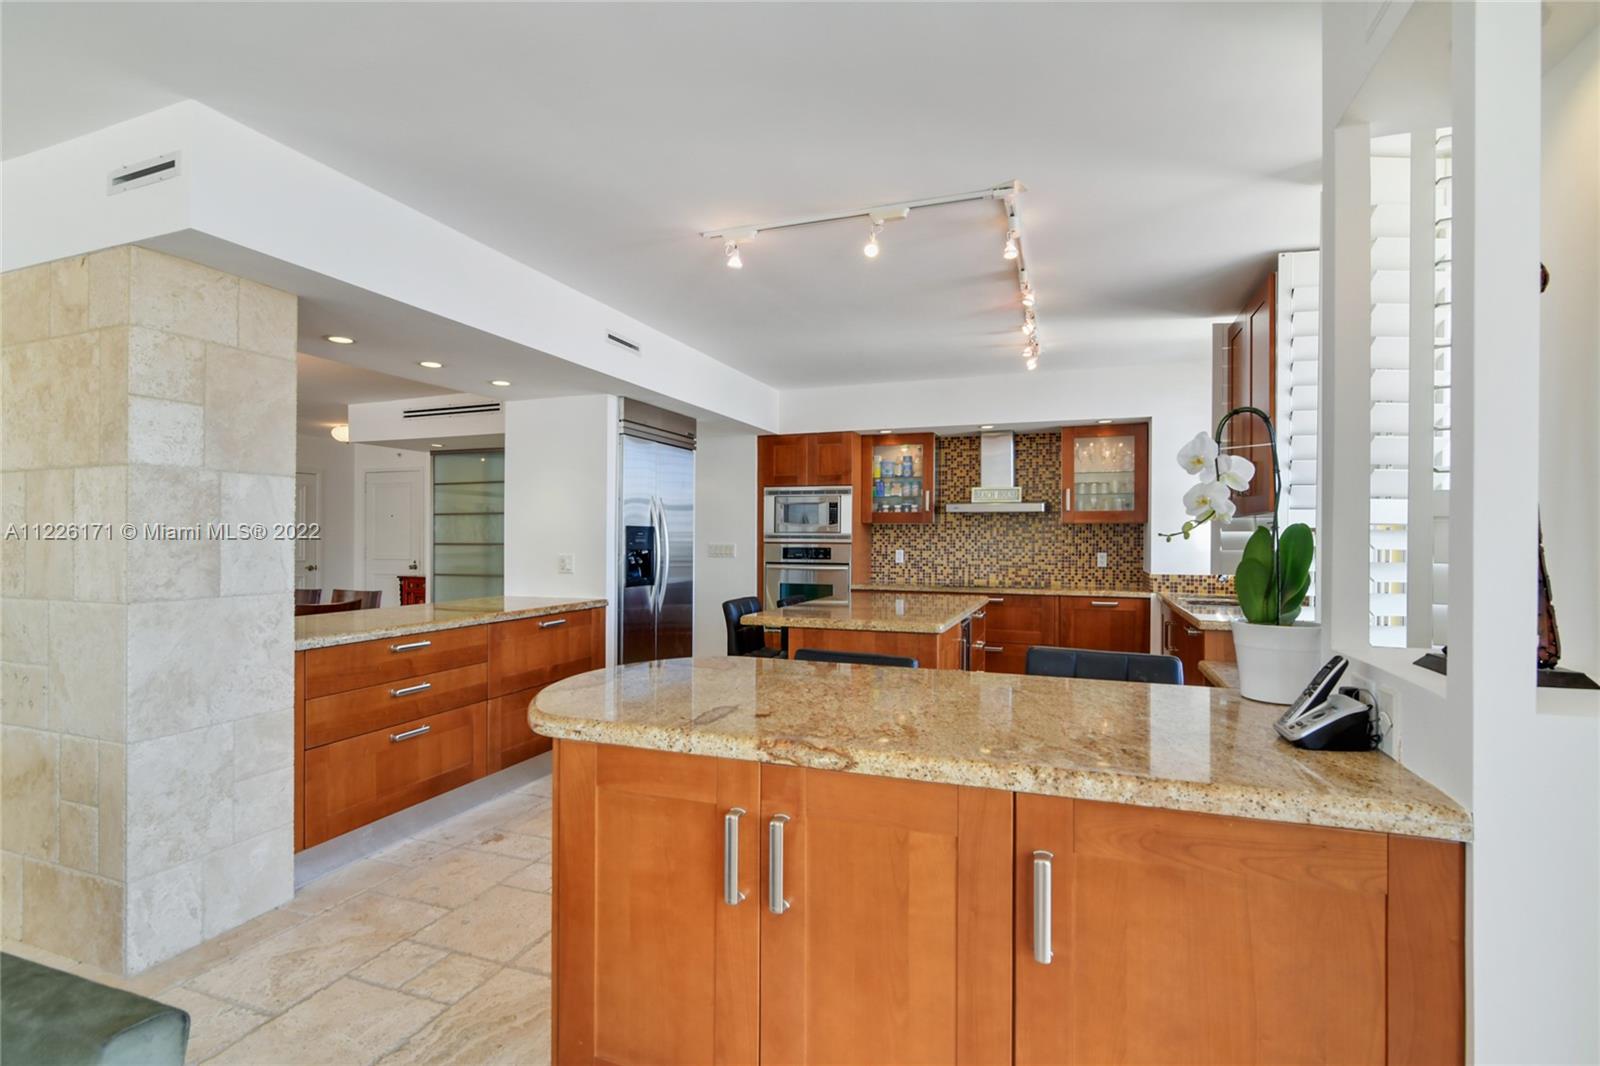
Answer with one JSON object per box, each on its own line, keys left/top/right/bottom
{"left": 1230, "top": 620, "right": 1324, "bottom": 704}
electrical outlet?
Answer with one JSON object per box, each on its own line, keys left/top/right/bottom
{"left": 557, "top": 554, "right": 575, "bottom": 575}
{"left": 707, "top": 543, "right": 735, "bottom": 559}
{"left": 895, "top": 549, "right": 906, "bottom": 565}
{"left": 1375, "top": 684, "right": 1401, "bottom": 760}
{"left": 1095, "top": 551, "right": 1108, "bottom": 568}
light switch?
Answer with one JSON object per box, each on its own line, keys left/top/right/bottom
{"left": 895, "top": 549, "right": 906, "bottom": 565}
{"left": 707, "top": 543, "right": 736, "bottom": 559}
{"left": 557, "top": 554, "right": 575, "bottom": 574}
{"left": 1095, "top": 551, "right": 1108, "bottom": 568}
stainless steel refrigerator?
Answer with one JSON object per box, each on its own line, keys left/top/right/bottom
{"left": 618, "top": 400, "right": 695, "bottom": 663}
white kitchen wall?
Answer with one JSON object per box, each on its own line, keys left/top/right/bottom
{"left": 778, "top": 356, "right": 1216, "bottom": 576}
{"left": 692, "top": 424, "right": 758, "bottom": 656}
{"left": 293, "top": 432, "right": 357, "bottom": 591}
{"left": 503, "top": 395, "right": 618, "bottom": 663}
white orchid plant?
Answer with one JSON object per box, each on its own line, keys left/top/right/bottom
{"left": 1162, "top": 406, "right": 1315, "bottom": 626}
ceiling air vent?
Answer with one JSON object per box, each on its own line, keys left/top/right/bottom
{"left": 401, "top": 401, "right": 502, "bottom": 420}
{"left": 607, "top": 333, "right": 642, "bottom": 354}
{"left": 108, "top": 152, "right": 181, "bottom": 196}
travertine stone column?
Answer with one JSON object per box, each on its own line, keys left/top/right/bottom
{"left": 1, "top": 246, "right": 296, "bottom": 972}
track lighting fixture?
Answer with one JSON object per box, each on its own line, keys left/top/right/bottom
{"left": 1025, "top": 355, "right": 1039, "bottom": 371}
{"left": 724, "top": 241, "right": 743, "bottom": 269}
{"left": 1021, "top": 285, "right": 1035, "bottom": 309}
{"left": 1021, "top": 314, "right": 1036, "bottom": 337}
{"left": 863, "top": 221, "right": 883, "bottom": 258}
{"left": 1002, "top": 230, "right": 1019, "bottom": 261}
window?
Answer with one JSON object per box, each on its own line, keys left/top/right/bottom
{"left": 432, "top": 450, "right": 504, "bottom": 602}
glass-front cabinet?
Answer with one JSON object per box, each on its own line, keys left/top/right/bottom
{"left": 432, "top": 449, "right": 505, "bottom": 601}
{"left": 864, "top": 433, "right": 936, "bottom": 524}
{"left": 1060, "top": 422, "right": 1148, "bottom": 524}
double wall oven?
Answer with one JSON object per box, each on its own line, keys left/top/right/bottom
{"left": 763, "top": 487, "right": 853, "bottom": 610}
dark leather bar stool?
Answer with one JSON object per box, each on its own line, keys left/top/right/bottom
{"left": 722, "top": 597, "right": 783, "bottom": 658}
{"left": 1024, "top": 646, "right": 1184, "bottom": 685}
{"left": 793, "top": 648, "right": 919, "bottom": 669}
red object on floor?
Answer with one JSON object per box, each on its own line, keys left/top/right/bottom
{"left": 398, "top": 576, "right": 426, "bottom": 605}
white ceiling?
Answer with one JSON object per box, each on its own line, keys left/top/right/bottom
{"left": 3, "top": 3, "right": 1322, "bottom": 389}
{"left": 295, "top": 351, "right": 457, "bottom": 437}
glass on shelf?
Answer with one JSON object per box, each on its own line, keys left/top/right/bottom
{"left": 1072, "top": 434, "right": 1137, "bottom": 512}
{"left": 869, "top": 440, "right": 928, "bottom": 514}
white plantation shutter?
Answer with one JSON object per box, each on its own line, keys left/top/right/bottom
{"left": 1430, "top": 129, "right": 1453, "bottom": 648}
{"left": 1370, "top": 139, "right": 1411, "bottom": 647}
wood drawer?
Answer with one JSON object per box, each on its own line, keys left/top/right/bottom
{"left": 305, "top": 626, "right": 488, "bottom": 698}
{"left": 304, "top": 662, "right": 488, "bottom": 748}
{"left": 488, "top": 687, "right": 552, "bottom": 772}
{"left": 301, "top": 701, "right": 487, "bottom": 848}
{"left": 490, "top": 608, "right": 604, "bottom": 696}
{"left": 981, "top": 594, "right": 1057, "bottom": 674}
{"left": 1060, "top": 596, "right": 1151, "bottom": 654}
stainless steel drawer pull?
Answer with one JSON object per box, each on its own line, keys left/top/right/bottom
{"left": 390, "top": 682, "right": 433, "bottom": 698}
{"left": 768, "top": 814, "right": 791, "bottom": 915}
{"left": 389, "top": 640, "right": 432, "bottom": 653}
{"left": 389, "top": 725, "right": 432, "bottom": 743}
{"left": 1090, "top": 600, "right": 1121, "bottom": 608}
{"left": 1185, "top": 627, "right": 1202, "bottom": 637}
{"left": 723, "top": 808, "right": 746, "bottom": 906}
{"left": 1033, "top": 849, "right": 1054, "bottom": 965}
{"left": 987, "top": 597, "right": 1005, "bottom": 604}
{"left": 538, "top": 618, "right": 568, "bottom": 629}
{"left": 986, "top": 645, "right": 1006, "bottom": 654}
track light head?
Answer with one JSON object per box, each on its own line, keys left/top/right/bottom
{"left": 1021, "top": 314, "right": 1036, "bottom": 337}
{"left": 1025, "top": 356, "right": 1039, "bottom": 371}
{"left": 1002, "top": 229, "right": 1019, "bottom": 261}
{"left": 863, "top": 222, "right": 882, "bottom": 259}
{"left": 724, "top": 241, "right": 743, "bottom": 269}
{"left": 1021, "top": 286, "right": 1035, "bottom": 308}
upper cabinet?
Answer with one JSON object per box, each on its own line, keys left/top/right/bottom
{"left": 1060, "top": 422, "right": 1149, "bottom": 524}
{"left": 758, "top": 432, "right": 859, "bottom": 488}
{"left": 864, "top": 433, "right": 937, "bottom": 524}
{"left": 1221, "top": 273, "right": 1277, "bottom": 515}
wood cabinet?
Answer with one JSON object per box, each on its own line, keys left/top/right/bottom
{"left": 295, "top": 607, "right": 604, "bottom": 851}
{"left": 553, "top": 743, "right": 1465, "bottom": 1066}
{"left": 1221, "top": 273, "right": 1277, "bottom": 516}
{"left": 1060, "top": 422, "right": 1149, "bottom": 524}
{"left": 981, "top": 594, "right": 1058, "bottom": 675}
{"left": 863, "top": 432, "right": 937, "bottom": 524}
{"left": 1059, "top": 596, "right": 1150, "bottom": 654}
{"left": 758, "top": 432, "right": 859, "bottom": 488}
{"left": 1014, "top": 796, "right": 1462, "bottom": 1065}
{"left": 1159, "top": 598, "right": 1235, "bottom": 687}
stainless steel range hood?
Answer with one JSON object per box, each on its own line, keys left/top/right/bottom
{"left": 943, "top": 431, "right": 1048, "bottom": 513}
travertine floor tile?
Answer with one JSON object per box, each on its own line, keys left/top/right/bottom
{"left": 496, "top": 803, "right": 553, "bottom": 839}
{"left": 511, "top": 932, "right": 552, "bottom": 976}
{"left": 370, "top": 838, "right": 452, "bottom": 867}
{"left": 287, "top": 858, "right": 404, "bottom": 915}
{"left": 415, "top": 803, "right": 525, "bottom": 847}
{"left": 400, "top": 952, "right": 499, "bottom": 1004}
{"left": 376, "top": 967, "right": 551, "bottom": 1066}
{"left": 376, "top": 847, "right": 527, "bottom": 909}
{"left": 119, "top": 906, "right": 309, "bottom": 996}
{"left": 208, "top": 978, "right": 443, "bottom": 1066}
{"left": 412, "top": 885, "right": 550, "bottom": 963}
{"left": 152, "top": 986, "right": 270, "bottom": 1064}
{"left": 464, "top": 828, "right": 552, "bottom": 862}
{"left": 189, "top": 893, "right": 444, "bottom": 1012}
{"left": 351, "top": 940, "right": 448, "bottom": 989}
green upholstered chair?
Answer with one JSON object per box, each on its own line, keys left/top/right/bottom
{"left": 0, "top": 953, "right": 190, "bottom": 1065}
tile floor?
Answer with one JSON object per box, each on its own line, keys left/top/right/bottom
{"left": 2, "top": 772, "right": 556, "bottom": 1065}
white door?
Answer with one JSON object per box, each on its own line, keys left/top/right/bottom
{"left": 364, "top": 469, "right": 423, "bottom": 607}
{"left": 294, "top": 471, "right": 321, "bottom": 591}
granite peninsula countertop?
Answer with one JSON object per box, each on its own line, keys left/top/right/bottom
{"left": 530, "top": 657, "right": 1471, "bottom": 841}
{"left": 855, "top": 582, "right": 1154, "bottom": 599}
{"left": 1161, "top": 591, "right": 1242, "bottom": 632}
{"left": 294, "top": 595, "right": 608, "bottom": 651}
{"left": 741, "top": 590, "right": 990, "bottom": 634}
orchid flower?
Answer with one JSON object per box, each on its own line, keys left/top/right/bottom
{"left": 1216, "top": 453, "right": 1255, "bottom": 493}
{"left": 1183, "top": 480, "right": 1237, "bottom": 523}
{"left": 1161, "top": 432, "right": 1246, "bottom": 541}
{"left": 1176, "top": 432, "right": 1217, "bottom": 476}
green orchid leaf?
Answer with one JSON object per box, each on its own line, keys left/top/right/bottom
{"left": 1278, "top": 523, "right": 1315, "bottom": 589}
{"left": 1278, "top": 571, "right": 1311, "bottom": 624}
{"left": 1241, "top": 526, "right": 1275, "bottom": 571}
{"left": 1235, "top": 557, "right": 1276, "bottom": 624}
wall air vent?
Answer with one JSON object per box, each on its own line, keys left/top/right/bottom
{"left": 107, "top": 152, "right": 181, "bottom": 195}
{"left": 401, "top": 401, "right": 502, "bottom": 420}
{"left": 607, "top": 333, "right": 642, "bottom": 354}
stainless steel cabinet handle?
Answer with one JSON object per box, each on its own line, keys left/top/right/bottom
{"left": 986, "top": 645, "right": 1006, "bottom": 653}
{"left": 389, "top": 640, "right": 433, "bottom": 652}
{"left": 1185, "top": 627, "right": 1202, "bottom": 637}
{"left": 768, "top": 815, "right": 791, "bottom": 915}
{"left": 1090, "top": 600, "right": 1121, "bottom": 608}
{"left": 973, "top": 609, "right": 986, "bottom": 620}
{"left": 924, "top": 489, "right": 930, "bottom": 511}
{"left": 723, "top": 808, "right": 747, "bottom": 906}
{"left": 1033, "top": 850, "right": 1054, "bottom": 964}
{"left": 973, "top": 640, "right": 986, "bottom": 650}
{"left": 1063, "top": 488, "right": 1072, "bottom": 512}
{"left": 390, "top": 682, "right": 433, "bottom": 698}
{"left": 389, "top": 724, "right": 432, "bottom": 743}
{"left": 987, "top": 596, "right": 1005, "bottom": 605}
{"left": 538, "top": 617, "right": 568, "bottom": 629}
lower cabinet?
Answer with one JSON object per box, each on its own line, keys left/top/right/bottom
{"left": 1159, "top": 599, "right": 1235, "bottom": 686}
{"left": 554, "top": 743, "right": 1011, "bottom": 1065}
{"left": 1058, "top": 596, "right": 1150, "bottom": 654}
{"left": 981, "top": 594, "right": 1056, "bottom": 675}
{"left": 554, "top": 744, "right": 1465, "bottom": 1066}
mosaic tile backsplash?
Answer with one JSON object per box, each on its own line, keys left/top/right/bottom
{"left": 866, "top": 432, "right": 1238, "bottom": 595}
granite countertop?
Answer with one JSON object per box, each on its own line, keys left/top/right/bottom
{"left": 741, "top": 590, "right": 990, "bottom": 634}
{"left": 1198, "top": 660, "right": 1246, "bottom": 692}
{"left": 294, "top": 595, "right": 608, "bottom": 650}
{"left": 1161, "top": 591, "right": 1241, "bottom": 632}
{"left": 855, "top": 582, "right": 1154, "bottom": 599}
{"left": 530, "top": 657, "right": 1470, "bottom": 842}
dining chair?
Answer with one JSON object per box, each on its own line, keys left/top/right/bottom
{"left": 331, "top": 589, "right": 383, "bottom": 609}
{"left": 294, "top": 589, "right": 322, "bottom": 606}
{"left": 294, "top": 599, "right": 364, "bottom": 617}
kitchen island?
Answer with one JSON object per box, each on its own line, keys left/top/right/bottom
{"left": 740, "top": 589, "right": 990, "bottom": 668}
{"left": 531, "top": 657, "right": 1468, "bottom": 1064}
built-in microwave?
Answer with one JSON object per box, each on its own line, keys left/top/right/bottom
{"left": 763, "top": 487, "right": 852, "bottom": 540}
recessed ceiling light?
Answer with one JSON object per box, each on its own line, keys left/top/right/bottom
{"left": 489, "top": 380, "right": 511, "bottom": 388}
{"left": 1097, "top": 418, "right": 1114, "bottom": 424}
{"left": 879, "top": 429, "right": 892, "bottom": 434}
{"left": 329, "top": 424, "right": 350, "bottom": 443}
{"left": 430, "top": 443, "right": 444, "bottom": 449}
{"left": 418, "top": 360, "right": 443, "bottom": 369}
{"left": 324, "top": 335, "right": 355, "bottom": 345}
{"left": 980, "top": 425, "right": 995, "bottom": 430}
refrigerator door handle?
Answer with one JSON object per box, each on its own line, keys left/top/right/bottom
{"left": 654, "top": 493, "right": 671, "bottom": 622}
